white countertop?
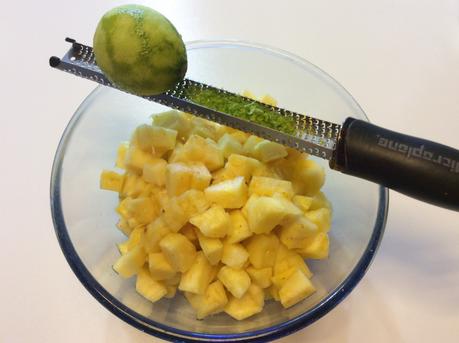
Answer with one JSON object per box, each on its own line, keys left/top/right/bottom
{"left": 1, "top": 0, "right": 458, "bottom": 342}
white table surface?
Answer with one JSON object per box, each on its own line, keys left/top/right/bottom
{"left": 1, "top": 0, "right": 458, "bottom": 342}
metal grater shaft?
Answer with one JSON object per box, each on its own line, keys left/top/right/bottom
{"left": 50, "top": 38, "right": 341, "bottom": 159}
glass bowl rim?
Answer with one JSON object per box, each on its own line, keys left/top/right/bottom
{"left": 50, "top": 39, "right": 389, "bottom": 342}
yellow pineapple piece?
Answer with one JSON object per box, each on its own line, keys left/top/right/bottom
{"left": 100, "top": 170, "right": 124, "bottom": 192}
{"left": 218, "top": 133, "right": 243, "bottom": 159}
{"left": 188, "top": 117, "right": 224, "bottom": 142}
{"left": 120, "top": 173, "right": 150, "bottom": 198}
{"left": 204, "top": 176, "right": 248, "bottom": 209}
{"left": 278, "top": 216, "right": 318, "bottom": 249}
{"left": 226, "top": 210, "right": 252, "bottom": 244}
{"left": 142, "top": 158, "right": 167, "bottom": 187}
{"left": 248, "top": 176, "right": 294, "bottom": 199}
{"left": 241, "top": 90, "right": 256, "bottom": 99}
{"left": 124, "top": 145, "right": 155, "bottom": 174}
{"left": 117, "top": 218, "right": 132, "bottom": 236}
{"left": 117, "top": 227, "right": 145, "bottom": 255}
{"left": 260, "top": 94, "right": 277, "bottom": 106}
{"left": 159, "top": 233, "right": 197, "bottom": 273}
{"left": 224, "top": 154, "right": 262, "bottom": 182}
{"left": 242, "top": 135, "right": 264, "bottom": 157}
{"left": 152, "top": 110, "right": 191, "bottom": 140}
{"left": 144, "top": 217, "right": 171, "bottom": 253}
{"left": 245, "top": 195, "right": 288, "bottom": 234}
{"left": 136, "top": 267, "right": 167, "bottom": 303}
{"left": 148, "top": 252, "right": 177, "bottom": 280}
{"left": 245, "top": 234, "right": 279, "bottom": 269}
{"left": 180, "top": 223, "right": 199, "bottom": 247}
{"left": 138, "top": 125, "right": 178, "bottom": 151}
{"left": 116, "top": 142, "right": 129, "bottom": 169}
{"left": 163, "top": 273, "right": 181, "bottom": 286}
{"left": 305, "top": 208, "right": 332, "bottom": 232}
{"left": 267, "top": 284, "right": 280, "bottom": 301}
{"left": 166, "top": 162, "right": 212, "bottom": 196}
{"left": 246, "top": 266, "right": 272, "bottom": 289}
{"left": 252, "top": 140, "right": 288, "bottom": 163}
{"left": 295, "top": 232, "right": 329, "bottom": 259}
{"left": 309, "top": 191, "right": 332, "bottom": 210}
{"left": 161, "top": 197, "right": 188, "bottom": 232}
{"left": 278, "top": 270, "right": 316, "bottom": 308}
{"left": 224, "top": 284, "right": 264, "bottom": 320}
{"left": 221, "top": 242, "right": 249, "bottom": 269}
{"left": 180, "top": 135, "right": 224, "bottom": 171}
{"left": 113, "top": 245, "right": 146, "bottom": 278}
{"left": 124, "top": 197, "right": 159, "bottom": 225}
{"left": 218, "top": 266, "right": 251, "bottom": 298}
{"left": 292, "top": 159, "right": 325, "bottom": 196}
{"left": 197, "top": 232, "right": 223, "bottom": 266}
{"left": 165, "top": 285, "right": 178, "bottom": 299}
{"left": 179, "top": 252, "right": 214, "bottom": 295}
{"left": 185, "top": 280, "right": 228, "bottom": 319}
{"left": 190, "top": 205, "right": 230, "bottom": 238}
{"left": 176, "top": 189, "right": 210, "bottom": 218}
{"left": 292, "top": 195, "right": 313, "bottom": 212}
{"left": 274, "top": 250, "right": 312, "bottom": 279}
{"left": 229, "top": 131, "right": 250, "bottom": 145}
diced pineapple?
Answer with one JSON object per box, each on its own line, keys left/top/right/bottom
{"left": 153, "top": 188, "right": 169, "bottom": 210}
{"left": 241, "top": 90, "right": 256, "bottom": 99}
{"left": 305, "top": 208, "right": 331, "bottom": 232}
{"left": 179, "top": 252, "right": 214, "bottom": 294}
{"left": 224, "top": 284, "right": 264, "bottom": 320}
{"left": 152, "top": 110, "right": 191, "bottom": 139}
{"left": 278, "top": 270, "right": 316, "bottom": 308}
{"left": 242, "top": 135, "right": 264, "bottom": 156}
{"left": 120, "top": 173, "right": 150, "bottom": 198}
{"left": 117, "top": 227, "right": 145, "bottom": 255}
{"left": 116, "top": 142, "right": 129, "bottom": 169}
{"left": 100, "top": 170, "right": 124, "bottom": 192}
{"left": 224, "top": 154, "right": 262, "bottom": 182}
{"left": 274, "top": 250, "right": 312, "bottom": 278}
{"left": 226, "top": 210, "right": 252, "bottom": 244}
{"left": 176, "top": 189, "right": 210, "bottom": 218}
{"left": 163, "top": 273, "right": 182, "bottom": 286}
{"left": 125, "top": 145, "right": 155, "bottom": 174}
{"left": 136, "top": 267, "right": 167, "bottom": 303}
{"left": 125, "top": 197, "right": 160, "bottom": 225}
{"left": 245, "top": 195, "right": 288, "bottom": 234}
{"left": 245, "top": 234, "right": 279, "bottom": 268}
{"left": 185, "top": 280, "right": 228, "bottom": 319}
{"left": 146, "top": 126, "right": 178, "bottom": 151}
{"left": 292, "top": 159, "right": 325, "bottom": 196}
{"left": 180, "top": 223, "right": 199, "bottom": 247}
{"left": 249, "top": 176, "right": 294, "bottom": 199}
{"left": 168, "top": 142, "right": 185, "bottom": 163}
{"left": 309, "top": 191, "right": 332, "bottom": 210}
{"left": 218, "top": 133, "right": 243, "bottom": 159}
{"left": 159, "top": 233, "right": 197, "bottom": 273}
{"left": 260, "top": 94, "right": 277, "bottom": 106}
{"left": 188, "top": 117, "right": 225, "bottom": 142}
{"left": 218, "top": 266, "right": 251, "bottom": 299}
{"left": 190, "top": 205, "right": 230, "bottom": 238}
{"left": 246, "top": 267, "right": 272, "bottom": 289}
{"left": 273, "top": 194, "right": 304, "bottom": 225}
{"left": 165, "top": 285, "right": 177, "bottom": 299}
{"left": 252, "top": 140, "right": 288, "bottom": 163}
{"left": 292, "top": 195, "right": 313, "bottom": 212}
{"left": 267, "top": 284, "right": 280, "bottom": 301}
{"left": 131, "top": 124, "right": 156, "bottom": 151}
{"left": 142, "top": 158, "right": 167, "bottom": 186}
{"left": 181, "top": 135, "right": 224, "bottom": 171}
{"left": 197, "top": 232, "right": 223, "bottom": 266}
{"left": 295, "top": 232, "right": 329, "bottom": 259}
{"left": 117, "top": 218, "right": 132, "bottom": 236}
{"left": 166, "top": 162, "right": 211, "bottom": 196}
{"left": 229, "top": 131, "right": 250, "bottom": 145}
{"left": 278, "top": 216, "right": 318, "bottom": 249}
{"left": 252, "top": 164, "right": 279, "bottom": 179}
{"left": 148, "top": 252, "right": 177, "bottom": 280}
{"left": 161, "top": 198, "right": 188, "bottom": 232}
{"left": 113, "top": 245, "right": 147, "bottom": 278}
{"left": 204, "top": 176, "right": 248, "bottom": 209}
{"left": 144, "top": 217, "right": 171, "bottom": 253}
{"left": 221, "top": 242, "right": 249, "bottom": 269}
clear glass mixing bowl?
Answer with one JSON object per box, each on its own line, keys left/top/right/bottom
{"left": 50, "top": 41, "right": 388, "bottom": 342}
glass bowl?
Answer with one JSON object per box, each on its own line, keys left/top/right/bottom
{"left": 50, "top": 40, "right": 388, "bottom": 342}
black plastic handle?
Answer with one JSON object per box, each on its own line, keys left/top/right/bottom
{"left": 330, "top": 118, "right": 459, "bottom": 211}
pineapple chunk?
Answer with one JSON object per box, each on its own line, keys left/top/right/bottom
{"left": 292, "top": 195, "right": 313, "bottom": 212}
{"left": 224, "top": 154, "right": 262, "bottom": 182}
{"left": 305, "top": 208, "right": 332, "bottom": 232}
{"left": 116, "top": 142, "right": 129, "bottom": 169}
{"left": 144, "top": 217, "right": 171, "bottom": 253}
{"left": 113, "top": 245, "right": 147, "bottom": 278}
{"left": 190, "top": 205, "right": 230, "bottom": 238}
{"left": 245, "top": 234, "right": 279, "bottom": 268}
{"left": 295, "top": 232, "right": 329, "bottom": 259}
{"left": 179, "top": 252, "right": 213, "bottom": 294}
{"left": 180, "top": 223, "right": 199, "bottom": 247}
{"left": 197, "top": 232, "right": 223, "bottom": 266}
{"left": 252, "top": 140, "right": 288, "bottom": 163}
{"left": 278, "top": 216, "right": 318, "bottom": 249}
{"left": 180, "top": 135, "right": 224, "bottom": 171}
{"left": 310, "top": 191, "right": 332, "bottom": 210}
{"left": 164, "top": 273, "right": 181, "bottom": 286}
{"left": 148, "top": 252, "right": 177, "bottom": 280}
{"left": 221, "top": 242, "right": 249, "bottom": 269}
{"left": 120, "top": 173, "right": 150, "bottom": 198}
{"left": 218, "top": 266, "right": 251, "bottom": 298}
{"left": 117, "top": 218, "right": 132, "bottom": 236}
{"left": 142, "top": 159, "right": 167, "bottom": 186}
{"left": 246, "top": 267, "right": 272, "bottom": 288}
{"left": 229, "top": 131, "right": 250, "bottom": 145}
{"left": 245, "top": 195, "right": 288, "bottom": 234}
{"left": 278, "top": 270, "right": 316, "bottom": 308}
{"left": 176, "top": 189, "right": 210, "bottom": 218}
{"left": 267, "top": 284, "right": 280, "bottom": 301}
{"left": 185, "top": 280, "right": 228, "bottom": 319}
{"left": 274, "top": 250, "right": 312, "bottom": 278}
{"left": 117, "top": 227, "right": 145, "bottom": 255}
{"left": 224, "top": 284, "right": 264, "bottom": 320}
{"left": 242, "top": 90, "right": 256, "bottom": 99}
{"left": 100, "top": 170, "right": 124, "bottom": 192}
{"left": 159, "top": 233, "right": 197, "bottom": 273}
{"left": 226, "top": 210, "right": 252, "bottom": 244}
{"left": 260, "top": 94, "right": 277, "bottom": 106}
{"left": 124, "top": 197, "right": 159, "bottom": 225}
{"left": 165, "top": 285, "right": 178, "bottom": 299}
{"left": 152, "top": 110, "right": 191, "bottom": 139}
{"left": 188, "top": 117, "right": 225, "bottom": 141}
{"left": 131, "top": 124, "right": 156, "bottom": 151}
{"left": 204, "top": 176, "right": 248, "bottom": 209}
{"left": 161, "top": 198, "right": 188, "bottom": 232}
{"left": 218, "top": 133, "right": 243, "bottom": 158}
{"left": 147, "top": 126, "right": 178, "bottom": 151}
{"left": 249, "top": 176, "right": 294, "bottom": 199}
{"left": 292, "top": 159, "right": 325, "bottom": 196}
{"left": 136, "top": 267, "right": 167, "bottom": 303}
{"left": 125, "top": 145, "right": 155, "bottom": 174}
{"left": 166, "top": 162, "right": 212, "bottom": 196}
{"left": 242, "top": 135, "right": 264, "bottom": 156}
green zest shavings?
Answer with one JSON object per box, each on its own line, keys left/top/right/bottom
{"left": 184, "top": 86, "right": 297, "bottom": 135}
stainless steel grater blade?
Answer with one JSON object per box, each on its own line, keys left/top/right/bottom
{"left": 50, "top": 38, "right": 340, "bottom": 159}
